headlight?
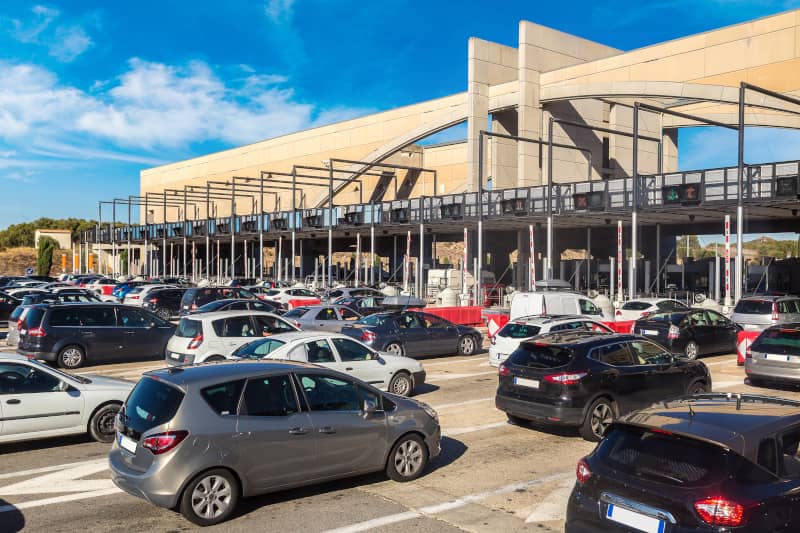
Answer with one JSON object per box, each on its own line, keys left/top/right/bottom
{"left": 420, "top": 401, "right": 438, "bottom": 422}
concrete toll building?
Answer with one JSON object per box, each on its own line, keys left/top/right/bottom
{"left": 89, "top": 10, "right": 800, "bottom": 302}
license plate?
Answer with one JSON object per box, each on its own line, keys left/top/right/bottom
{"left": 513, "top": 377, "right": 539, "bottom": 389}
{"left": 169, "top": 352, "right": 182, "bottom": 360}
{"left": 640, "top": 329, "right": 658, "bottom": 336}
{"left": 494, "top": 353, "right": 506, "bottom": 360}
{"left": 765, "top": 353, "right": 793, "bottom": 362}
{"left": 606, "top": 504, "right": 664, "bottom": 533}
{"left": 118, "top": 433, "right": 138, "bottom": 454}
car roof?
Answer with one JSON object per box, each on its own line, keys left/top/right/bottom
{"left": 738, "top": 295, "right": 796, "bottom": 302}
{"left": 616, "top": 394, "right": 800, "bottom": 457}
{"left": 508, "top": 314, "right": 598, "bottom": 325}
{"left": 185, "top": 310, "right": 281, "bottom": 321}
{"left": 146, "top": 360, "right": 322, "bottom": 388}
{"left": 522, "top": 331, "right": 639, "bottom": 348}
{"left": 624, "top": 298, "right": 677, "bottom": 304}
{"left": 291, "top": 304, "right": 349, "bottom": 311}
{"left": 254, "top": 331, "right": 349, "bottom": 343}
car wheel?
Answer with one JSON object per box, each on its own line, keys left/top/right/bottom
{"left": 684, "top": 341, "right": 699, "bottom": 360}
{"left": 580, "top": 398, "right": 616, "bottom": 442}
{"left": 388, "top": 372, "right": 413, "bottom": 396}
{"left": 179, "top": 469, "right": 239, "bottom": 526}
{"left": 88, "top": 403, "right": 121, "bottom": 443}
{"left": 687, "top": 380, "right": 708, "bottom": 395}
{"left": 385, "top": 343, "right": 404, "bottom": 357}
{"left": 458, "top": 335, "right": 477, "bottom": 355}
{"left": 386, "top": 434, "right": 428, "bottom": 482}
{"left": 156, "top": 308, "right": 171, "bottom": 321}
{"left": 749, "top": 377, "right": 768, "bottom": 388}
{"left": 58, "top": 345, "right": 86, "bottom": 369}
{"left": 506, "top": 414, "right": 527, "bottom": 426}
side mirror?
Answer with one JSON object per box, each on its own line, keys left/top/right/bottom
{"left": 362, "top": 398, "right": 378, "bottom": 417}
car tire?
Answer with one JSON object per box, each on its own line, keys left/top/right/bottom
{"left": 57, "top": 345, "right": 86, "bottom": 369}
{"left": 179, "top": 468, "right": 239, "bottom": 526}
{"left": 388, "top": 371, "right": 413, "bottom": 396}
{"left": 506, "top": 414, "right": 527, "bottom": 426}
{"left": 458, "top": 335, "right": 477, "bottom": 356}
{"left": 155, "top": 308, "right": 171, "bottom": 321}
{"left": 386, "top": 433, "right": 428, "bottom": 482}
{"left": 749, "top": 377, "right": 768, "bottom": 388}
{"left": 687, "top": 380, "right": 708, "bottom": 395}
{"left": 684, "top": 341, "right": 699, "bottom": 360}
{"left": 384, "top": 343, "right": 404, "bottom": 357}
{"left": 88, "top": 403, "right": 121, "bottom": 443}
{"left": 580, "top": 397, "right": 616, "bottom": 442}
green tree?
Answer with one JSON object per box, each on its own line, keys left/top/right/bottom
{"left": 119, "top": 249, "right": 129, "bottom": 275}
{"left": 36, "top": 237, "right": 58, "bottom": 276}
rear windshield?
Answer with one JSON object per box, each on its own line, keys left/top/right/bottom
{"left": 734, "top": 300, "right": 773, "bottom": 315}
{"left": 265, "top": 290, "right": 280, "bottom": 296}
{"left": 622, "top": 301, "right": 652, "bottom": 310}
{"left": 644, "top": 312, "right": 685, "bottom": 325}
{"left": 752, "top": 329, "right": 800, "bottom": 354}
{"left": 595, "top": 425, "right": 732, "bottom": 487}
{"left": 10, "top": 306, "right": 25, "bottom": 320}
{"left": 499, "top": 322, "right": 542, "bottom": 339}
{"left": 123, "top": 377, "right": 184, "bottom": 433}
{"left": 507, "top": 343, "right": 573, "bottom": 368}
{"left": 357, "top": 314, "right": 391, "bottom": 327}
{"left": 24, "top": 307, "right": 45, "bottom": 327}
{"left": 176, "top": 318, "right": 202, "bottom": 338}
{"left": 284, "top": 308, "right": 309, "bottom": 318}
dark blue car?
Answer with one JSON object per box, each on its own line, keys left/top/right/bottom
{"left": 112, "top": 281, "right": 147, "bottom": 300}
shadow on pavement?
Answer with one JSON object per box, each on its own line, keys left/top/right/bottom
{"left": 0, "top": 433, "right": 95, "bottom": 455}
{"left": 0, "top": 499, "right": 25, "bottom": 532}
{"left": 414, "top": 383, "right": 440, "bottom": 394}
{"left": 510, "top": 418, "right": 583, "bottom": 439}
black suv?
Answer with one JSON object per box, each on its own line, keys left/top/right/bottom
{"left": 142, "top": 287, "right": 188, "bottom": 320}
{"left": 567, "top": 394, "right": 800, "bottom": 532}
{"left": 17, "top": 303, "right": 175, "bottom": 369}
{"left": 179, "top": 287, "right": 255, "bottom": 315}
{"left": 495, "top": 332, "right": 711, "bottom": 441}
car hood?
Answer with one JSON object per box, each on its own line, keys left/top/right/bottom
{"left": 79, "top": 374, "right": 136, "bottom": 391}
{"left": 377, "top": 353, "right": 423, "bottom": 371}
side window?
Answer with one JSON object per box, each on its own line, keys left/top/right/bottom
{"left": 359, "top": 297, "right": 375, "bottom": 308}
{"left": 250, "top": 301, "right": 270, "bottom": 311}
{"left": 778, "top": 301, "right": 793, "bottom": 314}
{"left": 254, "top": 316, "right": 295, "bottom": 335}
{"left": 251, "top": 339, "right": 285, "bottom": 356}
{"left": 332, "top": 337, "right": 373, "bottom": 362}
{"left": 241, "top": 375, "right": 299, "bottom": 417}
{"left": 287, "top": 344, "right": 307, "bottom": 360}
{"left": 315, "top": 308, "right": 338, "bottom": 321}
{"left": 221, "top": 317, "right": 255, "bottom": 337}
{"left": 630, "top": 341, "right": 672, "bottom": 365}
{"left": 592, "top": 343, "right": 633, "bottom": 366}
{"left": 585, "top": 321, "right": 613, "bottom": 333}
{"left": 780, "top": 428, "right": 800, "bottom": 479}
{"left": 298, "top": 374, "right": 361, "bottom": 411}
{"left": 0, "top": 363, "right": 61, "bottom": 394}
{"left": 118, "top": 308, "right": 149, "bottom": 328}
{"left": 338, "top": 307, "right": 360, "bottom": 321}
{"left": 689, "top": 312, "right": 709, "bottom": 326}
{"left": 201, "top": 379, "right": 245, "bottom": 416}
{"left": 397, "top": 314, "right": 422, "bottom": 329}
{"left": 551, "top": 321, "right": 585, "bottom": 332}
{"left": 49, "top": 308, "right": 82, "bottom": 327}
{"left": 579, "top": 299, "right": 601, "bottom": 315}
{"left": 305, "top": 340, "right": 335, "bottom": 363}
{"left": 422, "top": 314, "right": 448, "bottom": 328}
{"left": 229, "top": 301, "right": 249, "bottom": 310}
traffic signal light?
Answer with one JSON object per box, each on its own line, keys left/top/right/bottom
{"left": 662, "top": 183, "right": 702, "bottom": 205}
{"left": 572, "top": 191, "right": 606, "bottom": 211}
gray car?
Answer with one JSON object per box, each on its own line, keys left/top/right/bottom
{"left": 731, "top": 296, "right": 800, "bottom": 331}
{"left": 283, "top": 304, "right": 362, "bottom": 332}
{"left": 745, "top": 323, "right": 800, "bottom": 386}
{"left": 109, "top": 360, "right": 441, "bottom": 526}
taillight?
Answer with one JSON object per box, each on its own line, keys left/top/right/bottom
{"left": 615, "top": 309, "right": 622, "bottom": 316}
{"left": 694, "top": 498, "right": 745, "bottom": 527}
{"left": 576, "top": 458, "right": 592, "bottom": 484}
{"left": 544, "top": 372, "right": 588, "bottom": 385}
{"left": 293, "top": 321, "right": 302, "bottom": 329}
{"left": 129, "top": 295, "right": 139, "bottom": 300}
{"left": 746, "top": 344, "right": 753, "bottom": 359}
{"left": 187, "top": 334, "right": 203, "bottom": 350}
{"left": 668, "top": 325, "right": 680, "bottom": 340}
{"left": 148, "top": 298, "right": 158, "bottom": 304}
{"left": 28, "top": 327, "right": 46, "bottom": 337}
{"left": 498, "top": 364, "right": 511, "bottom": 376}
{"left": 141, "top": 430, "right": 189, "bottom": 455}
{"left": 361, "top": 330, "right": 377, "bottom": 343}
{"left": 771, "top": 302, "right": 779, "bottom": 322}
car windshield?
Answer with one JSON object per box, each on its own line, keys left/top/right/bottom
{"left": 196, "top": 301, "right": 225, "bottom": 313}
{"left": 357, "top": 314, "right": 391, "bottom": 326}
{"left": 499, "top": 322, "right": 542, "bottom": 338}
{"left": 508, "top": 343, "right": 573, "bottom": 368}
{"left": 622, "top": 301, "right": 652, "bottom": 310}
{"left": 232, "top": 338, "right": 287, "bottom": 358}
{"left": 284, "top": 308, "right": 309, "bottom": 318}
{"left": 734, "top": 300, "right": 774, "bottom": 314}
{"left": 752, "top": 328, "right": 800, "bottom": 355}
{"left": 175, "top": 318, "right": 202, "bottom": 338}
{"left": 122, "top": 377, "right": 184, "bottom": 433}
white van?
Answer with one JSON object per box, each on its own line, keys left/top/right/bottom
{"left": 509, "top": 292, "right": 612, "bottom": 321}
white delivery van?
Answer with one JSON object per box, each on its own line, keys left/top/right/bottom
{"left": 509, "top": 291, "right": 612, "bottom": 321}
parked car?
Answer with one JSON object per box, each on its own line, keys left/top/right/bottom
{"left": 732, "top": 295, "right": 800, "bottom": 332}
{"left": 141, "top": 287, "right": 189, "bottom": 321}
{"left": 495, "top": 332, "right": 711, "bottom": 441}
{"left": 323, "top": 286, "right": 384, "bottom": 302}
{"left": 0, "top": 353, "right": 134, "bottom": 444}
{"left": 0, "top": 291, "right": 21, "bottom": 322}
{"left": 17, "top": 303, "right": 175, "bottom": 369}
{"left": 0, "top": 276, "right": 32, "bottom": 288}
{"left": 109, "top": 361, "right": 441, "bottom": 525}
{"left": 489, "top": 315, "right": 613, "bottom": 367}
{"left": 745, "top": 323, "right": 800, "bottom": 387}
{"left": 614, "top": 297, "right": 689, "bottom": 322}
{"left": 191, "top": 298, "right": 281, "bottom": 315}
{"left": 341, "top": 311, "right": 482, "bottom": 358}
{"left": 123, "top": 284, "right": 176, "bottom": 307}
{"left": 633, "top": 308, "right": 740, "bottom": 359}
{"left": 179, "top": 287, "right": 256, "bottom": 314}
{"left": 283, "top": 305, "right": 362, "bottom": 332}
{"left": 334, "top": 295, "right": 386, "bottom": 316}
{"left": 243, "top": 285, "right": 280, "bottom": 300}
{"left": 235, "top": 332, "right": 425, "bottom": 396}
{"left": 262, "top": 287, "right": 320, "bottom": 308}
{"left": 566, "top": 393, "right": 800, "bottom": 532}
{"left": 165, "top": 311, "right": 299, "bottom": 365}
{"left": 5, "top": 304, "right": 40, "bottom": 347}
{"left": 24, "top": 290, "right": 101, "bottom": 306}
{"left": 112, "top": 281, "right": 147, "bottom": 300}
{"left": 87, "top": 278, "right": 120, "bottom": 296}
{"left": 510, "top": 291, "right": 611, "bottom": 321}
{"left": 5, "top": 288, "right": 48, "bottom": 299}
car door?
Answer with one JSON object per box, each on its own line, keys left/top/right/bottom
{"left": 684, "top": 310, "right": 717, "bottom": 355}
{"left": 395, "top": 313, "right": 431, "bottom": 356}
{"left": 311, "top": 307, "right": 341, "bottom": 332}
{"left": 294, "top": 373, "right": 387, "bottom": 478}
{"left": 420, "top": 313, "right": 458, "bottom": 354}
{"left": 76, "top": 306, "right": 120, "bottom": 360}
{"left": 0, "top": 361, "right": 84, "bottom": 436}
{"left": 705, "top": 309, "right": 739, "bottom": 354}
{"left": 235, "top": 374, "right": 319, "bottom": 490}
{"left": 590, "top": 342, "right": 651, "bottom": 413}
{"left": 329, "top": 337, "right": 389, "bottom": 388}
{"left": 218, "top": 315, "right": 258, "bottom": 353}
{"left": 117, "top": 307, "right": 162, "bottom": 358}
{"left": 629, "top": 339, "right": 689, "bottom": 401}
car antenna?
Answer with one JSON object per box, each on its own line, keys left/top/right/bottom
{"left": 736, "top": 393, "right": 742, "bottom": 410}
{"left": 688, "top": 402, "right": 695, "bottom": 418}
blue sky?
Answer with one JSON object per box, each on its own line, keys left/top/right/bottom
{"left": 1, "top": 0, "right": 800, "bottom": 232}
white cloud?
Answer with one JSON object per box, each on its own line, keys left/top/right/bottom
{"left": 50, "top": 24, "right": 93, "bottom": 62}
{"left": 265, "top": 0, "right": 296, "bottom": 23}
{"left": 8, "top": 5, "right": 94, "bottom": 62}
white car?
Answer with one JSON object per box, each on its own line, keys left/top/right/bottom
{"left": 165, "top": 311, "right": 300, "bottom": 365}
{"left": 614, "top": 298, "right": 689, "bottom": 322}
{"left": 489, "top": 315, "right": 614, "bottom": 367}
{"left": 123, "top": 284, "right": 176, "bottom": 306}
{"left": 262, "top": 287, "right": 320, "bottom": 308}
{"left": 232, "top": 332, "right": 426, "bottom": 396}
{"left": 0, "top": 353, "right": 134, "bottom": 444}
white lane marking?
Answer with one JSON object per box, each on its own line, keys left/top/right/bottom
{"left": 0, "top": 488, "right": 122, "bottom": 514}
{"left": 0, "top": 459, "right": 113, "bottom": 495}
{"left": 430, "top": 397, "right": 493, "bottom": 410}
{"left": 444, "top": 421, "right": 508, "bottom": 437}
{"left": 525, "top": 477, "right": 574, "bottom": 523}
{"left": 706, "top": 357, "right": 738, "bottom": 367}
{"left": 0, "top": 459, "right": 103, "bottom": 481}
{"left": 422, "top": 357, "right": 485, "bottom": 368}
{"left": 714, "top": 380, "right": 744, "bottom": 389}
{"left": 324, "top": 472, "right": 571, "bottom": 533}
{"left": 427, "top": 371, "right": 497, "bottom": 382}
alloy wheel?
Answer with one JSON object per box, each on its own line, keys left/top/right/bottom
{"left": 590, "top": 403, "right": 613, "bottom": 438}
{"left": 191, "top": 475, "right": 232, "bottom": 520}
{"left": 460, "top": 336, "right": 475, "bottom": 355}
{"left": 393, "top": 439, "right": 424, "bottom": 478}
{"left": 390, "top": 374, "right": 411, "bottom": 396}
{"left": 385, "top": 343, "right": 403, "bottom": 356}
{"left": 685, "top": 342, "right": 698, "bottom": 360}
{"left": 61, "top": 348, "right": 83, "bottom": 368}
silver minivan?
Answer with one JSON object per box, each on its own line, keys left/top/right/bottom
{"left": 110, "top": 361, "right": 441, "bottom": 526}
{"left": 731, "top": 296, "right": 800, "bottom": 331}
{"left": 745, "top": 323, "right": 800, "bottom": 386}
